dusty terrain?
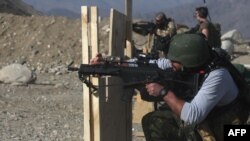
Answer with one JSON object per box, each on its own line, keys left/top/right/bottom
{"left": 0, "top": 11, "right": 250, "bottom": 141}
{"left": 0, "top": 13, "right": 145, "bottom": 141}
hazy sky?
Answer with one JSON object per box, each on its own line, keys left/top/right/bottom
{"left": 22, "top": 0, "right": 202, "bottom": 17}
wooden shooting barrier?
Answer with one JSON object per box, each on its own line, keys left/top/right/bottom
{"left": 82, "top": 6, "right": 132, "bottom": 141}
{"left": 81, "top": 6, "right": 100, "bottom": 141}
{"left": 81, "top": 0, "right": 154, "bottom": 140}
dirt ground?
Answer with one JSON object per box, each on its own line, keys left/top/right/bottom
{"left": 0, "top": 13, "right": 146, "bottom": 141}
{"left": 0, "top": 13, "right": 250, "bottom": 141}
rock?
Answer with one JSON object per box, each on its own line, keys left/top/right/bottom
{"left": 221, "top": 29, "right": 243, "bottom": 42}
{"left": 221, "top": 40, "right": 234, "bottom": 56}
{"left": 0, "top": 63, "right": 36, "bottom": 84}
{"left": 221, "top": 29, "right": 244, "bottom": 56}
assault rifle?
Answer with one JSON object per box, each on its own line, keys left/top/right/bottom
{"left": 68, "top": 62, "right": 200, "bottom": 102}
{"left": 132, "top": 21, "right": 156, "bottom": 36}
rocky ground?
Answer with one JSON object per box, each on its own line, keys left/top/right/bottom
{"left": 0, "top": 73, "right": 83, "bottom": 141}
{"left": 0, "top": 13, "right": 145, "bottom": 141}
{"left": 0, "top": 12, "right": 250, "bottom": 141}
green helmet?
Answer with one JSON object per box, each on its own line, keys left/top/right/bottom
{"left": 168, "top": 34, "right": 211, "bottom": 68}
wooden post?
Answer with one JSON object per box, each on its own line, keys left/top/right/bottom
{"left": 81, "top": 6, "right": 100, "bottom": 141}
{"left": 125, "top": 0, "right": 133, "bottom": 58}
{"left": 99, "top": 8, "right": 132, "bottom": 141}
{"left": 81, "top": 6, "right": 91, "bottom": 141}
{"left": 81, "top": 6, "right": 132, "bottom": 141}
{"left": 90, "top": 7, "right": 101, "bottom": 141}
{"left": 124, "top": 0, "right": 155, "bottom": 126}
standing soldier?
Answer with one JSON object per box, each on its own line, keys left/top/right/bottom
{"left": 188, "top": 6, "right": 231, "bottom": 60}
{"left": 152, "top": 12, "right": 177, "bottom": 54}
{"left": 191, "top": 6, "right": 221, "bottom": 49}
{"left": 132, "top": 12, "right": 177, "bottom": 58}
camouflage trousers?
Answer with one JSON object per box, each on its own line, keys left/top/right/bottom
{"left": 142, "top": 110, "right": 201, "bottom": 141}
{"left": 141, "top": 101, "right": 248, "bottom": 141}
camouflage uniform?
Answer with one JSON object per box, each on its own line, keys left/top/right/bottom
{"left": 141, "top": 34, "right": 249, "bottom": 141}
{"left": 152, "top": 19, "right": 176, "bottom": 54}
{"left": 142, "top": 109, "right": 200, "bottom": 141}
{"left": 142, "top": 100, "right": 248, "bottom": 141}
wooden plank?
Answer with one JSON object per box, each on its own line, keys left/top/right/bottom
{"left": 125, "top": 0, "right": 133, "bottom": 57}
{"left": 125, "top": 0, "right": 154, "bottom": 125}
{"left": 81, "top": 6, "right": 91, "bottom": 141}
{"left": 82, "top": 6, "right": 101, "bottom": 141}
{"left": 99, "top": 8, "right": 132, "bottom": 141}
{"left": 99, "top": 78, "right": 133, "bottom": 141}
{"left": 125, "top": 0, "right": 132, "bottom": 41}
{"left": 108, "top": 8, "right": 126, "bottom": 56}
{"left": 133, "top": 131, "right": 145, "bottom": 137}
{"left": 90, "top": 7, "right": 100, "bottom": 141}
{"left": 90, "top": 7, "right": 99, "bottom": 58}
{"left": 132, "top": 94, "right": 154, "bottom": 123}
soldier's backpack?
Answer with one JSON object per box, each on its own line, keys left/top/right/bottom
{"left": 208, "top": 22, "right": 222, "bottom": 48}
{"left": 233, "top": 63, "right": 250, "bottom": 104}
{"left": 186, "top": 22, "right": 222, "bottom": 48}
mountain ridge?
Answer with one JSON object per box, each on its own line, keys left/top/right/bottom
{"left": 1, "top": 0, "right": 250, "bottom": 38}
{"left": 22, "top": 0, "right": 250, "bottom": 38}
{"left": 0, "top": 0, "right": 42, "bottom": 16}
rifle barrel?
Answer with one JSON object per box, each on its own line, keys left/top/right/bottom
{"left": 68, "top": 67, "right": 79, "bottom": 71}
